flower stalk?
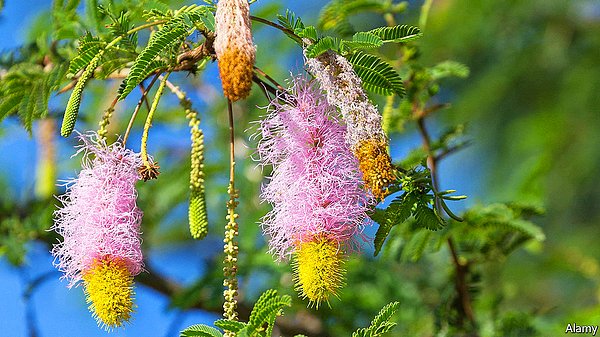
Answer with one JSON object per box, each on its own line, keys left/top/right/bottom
{"left": 223, "top": 99, "right": 240, "bottom": 332}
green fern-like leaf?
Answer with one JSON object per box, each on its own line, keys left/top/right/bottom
{"left": 0, "top": 62, "right": 67, "bottom": 131}
{"left": 19, "top": 81, "right": 41, "bottom": 130}
{"left": 265, "top": 313, "right": 277, "bottom": 337}
{"left": 0, "top": 91, "right": 22, "bottom": 121}
{"left": 119, "top": 23, "right": 189, "bottom": 99}
{"left": 146, "top": 59, "right": 169, "bottom": 75}
{"left": 352, "top": 302, "right": 400, "bottom": 337}
{"left": 305, "top": 36, "right": 341, "bottom": 58}
{"left": 277, "top": 9, "right": 304, "bottom": 32}
{"left": 505, "top": 219, "right": 545, "bottom": 241}
{"left": 143, "top": 7, "right": 173, "bottom": 22}
{"left": 275, "top": 9, "right": 305, "bottom": 44}
{"left": 106, "top": 10, "right": 138, "bottom": 52}
{"left": 389, "top": 194, "right": 415, "bottom": 225}
{"left": 401, "top": 229, "right": 432, "bottom": 262}
{"left": 319, "top": 0, "right": 386, "bottom": 34}
{"left": 119, "top": 5, "right": 210, "bottom": 100}
{"left": 175, "top": 4, "right": 215, "bottom": 31}
{"left": 195, "top": 9, "right": 215, "bottom": 31}
{"left": 297, "top": 26, "right": 318, "bottom": 41}
{"left": 347, "top": 51, "right": 405, "bottom": 96}
{"left": 371, "top": 301, "right": 401, "bottom": 328}
{"left": 341, "top": 32, "right": 383, "bottom": 50}
{"left": 248, "top": 299, "right": 291, "bottom": 334}
{"left": 61, "top": 52, "right": 102, "bottom": 137}
{"left": 249, "top": 289, "right": 277, "bottom": 322}
{"left": 368, "top": 25, "right": 422, "bottom": 43}
{"left": 466, "top": 204, "right": 545, "bottom": 241}
{"left": 236, "top": 327, "right": 250, "bottom": 337}
{"left": 429, "top": 60, "right": 470, "bottom": 80}
{"left": 247, "top": 290, "right": 291, "bottom": 334}
{"left": 414, "top": 204, "right": 444, "bottom": 230}
{"left": 180, "top": 324, "right": 223, "bottom": 337}
{"left": 372, "top": 193, "right": 414, "bottom": 256}
{"left": 68, "top": 33, "right": 106, "bottom": 76}
{"left": 373, "top": 218, "right": 394, "bottom": 257}
{"left": 214, "top": 319, "right": 246, "bottom": 333}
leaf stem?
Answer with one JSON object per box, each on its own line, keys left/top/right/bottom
{"left": 252, "top": 75, "right": 280, "bottom": 98}
{"left": 250, "top": 15, "right": 302, "bottom": 43}
{"left": 253, "top": 66, "right": 286, "bottom": 92}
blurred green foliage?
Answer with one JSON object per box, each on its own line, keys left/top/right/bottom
{"left": 421, "top": 0, "right": 600, "bottom": 334}
{"left": 0, "top": 0, "right": 598, "bottom": 336}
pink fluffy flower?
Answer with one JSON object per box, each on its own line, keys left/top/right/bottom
{"left": 52, "top": 132, "right": 144, "bottom": 287}
{"left": 257, "top": 78, "right": 373, "bottom": 260}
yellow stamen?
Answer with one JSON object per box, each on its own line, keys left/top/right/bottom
{"left": 82, "top": 256, "right": 134, "bottom": 330}
{"left": 293, "top": 237, "right": 345, "bottom": 308}
{"left": 355, "top": 138, "right": 396, "bottom": 200}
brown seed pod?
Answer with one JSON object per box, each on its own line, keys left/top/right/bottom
{"left": 214, "top": 0, "right": 256, "bottom": 101}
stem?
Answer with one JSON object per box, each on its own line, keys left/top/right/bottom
{"left": 250, "top": 15, "right": 302, "bottom": 43}
{"left": 416, "top": 112, "right": 477, "bottom": 332}
{"left": 227, "top": 101, "right": 235, "bottom": 184}
{"left": 141, "top": 72, "right": 170, "bottom": 169}
{"left": 123, "top": 74, "right": 160, "bottom": 147}
{"left": 253, "top": 66, "right": 286, "bottom": 92}
{"left": 125, "top": 21, "right": 167, "bottom": 40}
{"left": 222, "top": 100, "right": 240, "bottom": 333}
{"left": 252, "top": 75, "right": 280, "bottom": 98}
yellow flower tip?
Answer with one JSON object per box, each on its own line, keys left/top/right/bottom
{"left": 218, "top": 48, "right": 255, "bottom": 102}
{"left": 355, "top": 138, "right": 396, "bottom": 200}
{"left": 82, "top": 255, "right": 135, "bottom": 330}
{"left": 293, "top": 237, "right": 345, "bottom": 308}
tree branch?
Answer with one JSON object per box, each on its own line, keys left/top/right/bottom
{"left": 415, "top": 108, "right": 477, "bottom": 333}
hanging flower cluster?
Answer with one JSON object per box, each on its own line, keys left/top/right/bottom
{"left": 52, "top": 133, "right": 145, "bottom": 330}
{"left": 306, "top": 51, "right": 396, "bottom": 200}
{"left": 214, "top": 0, "right": 256, "bottom": 102}
{"left": 257, "top": 78, "right": 372, "bottom": 307}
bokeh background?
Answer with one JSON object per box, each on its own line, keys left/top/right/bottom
{"left": 1, "top": 0, "right": 599, "bottom": 336}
